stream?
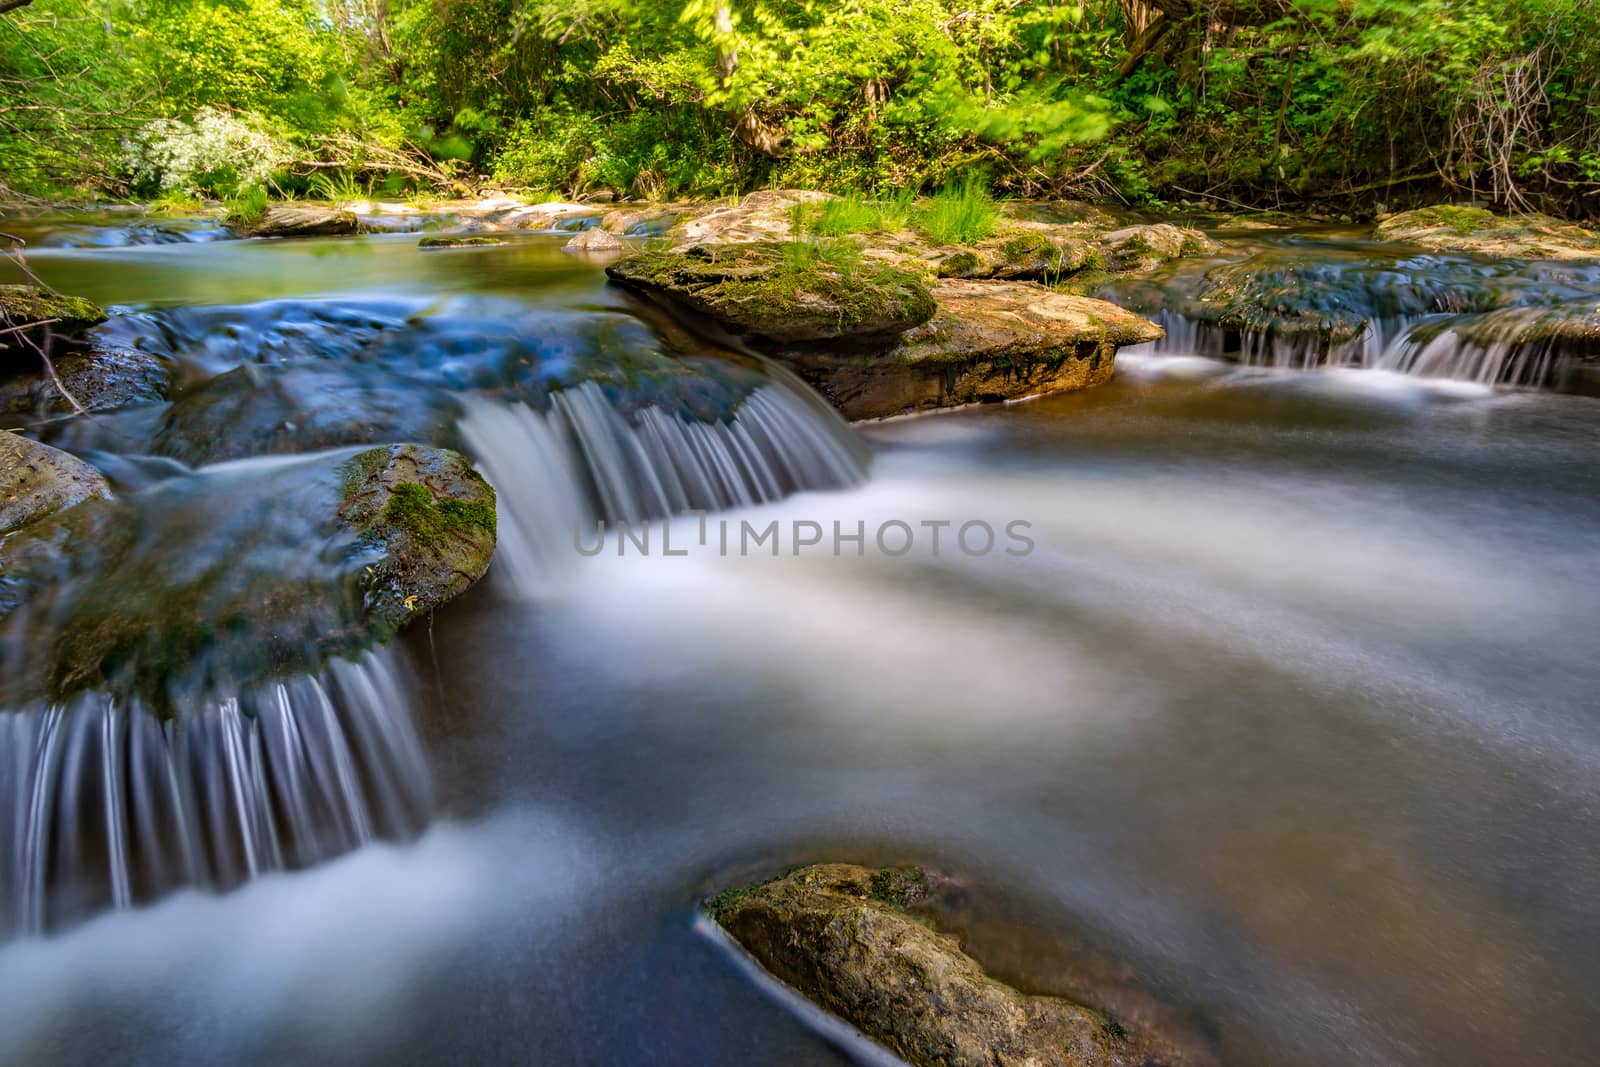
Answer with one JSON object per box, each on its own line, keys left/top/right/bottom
{"left": 1, "top": 221, "right": 1598, "bottom": 1066}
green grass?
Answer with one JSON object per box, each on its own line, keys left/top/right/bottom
{"left": 308, "top": 170, "right": 366, "bottom": 202}
{"left": 805, "top": 188, "right": 917, "bottom": 237}
{"left": 915, "top": 178, "right": 1000, "bottom": 246}
{"left": 221, "top": 185, "right": 270, "bottom": 224}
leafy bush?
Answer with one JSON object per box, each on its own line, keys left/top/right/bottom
{"left": 126, "top": 109, "right": 289, "bottom": 198}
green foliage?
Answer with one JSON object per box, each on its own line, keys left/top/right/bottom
{"left": 2, "top": 0, "right": 1597, "bottom": 216}
{"left": 808, "top": 190, "right": 916, "bottom": 236}
{"left": 222, "top": 185, "right": 270, "bottom": 226}
{"left": 915, "top": 179, "right": 1000, "bottom": 245}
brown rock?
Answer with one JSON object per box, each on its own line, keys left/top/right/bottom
{"left": 232, "top": 204, "right": 360, "bottom": 239}
{"left": 0, "top": 431, "right": 110, "bottom": 535}
{"left": 1375, "top": 206, "right": 1600, "bottom": 260}
{"left": 774, "top": 279, "right": 1162, "bottom": 420}
{"left": 562, "top": 228, "right": 625, "bottom": 254}
{"left": 711, "top": 864, "right": 1177, "bottom": 1067}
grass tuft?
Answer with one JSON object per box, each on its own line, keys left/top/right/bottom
{"left": 915, "top": 178, "right": 1000, "bottom": 246}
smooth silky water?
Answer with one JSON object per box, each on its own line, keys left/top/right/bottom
{"left": 2, "top": 228, "right": 1599, "bottom": 1066}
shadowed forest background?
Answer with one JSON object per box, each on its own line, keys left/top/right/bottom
{"left": 2, "top": 0, "right": 1597, "bottom": 215}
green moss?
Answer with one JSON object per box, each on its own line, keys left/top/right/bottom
{"left": 867, "top": 866, "right": 928, "bottom": 910}
{"left": 1001, "top": 231, "right": 1056, "bottom": 261}
{"left": 937, "top": 250, "right": 983, "bottom": 277}
{"left": 0, "top": 284, "right": 106, "bottom": 336}
{"left": 418, "top": 235, "right": 507, "bottom": 249}
{"left": 438, "top": 495, "right": 497, "bottom": 534}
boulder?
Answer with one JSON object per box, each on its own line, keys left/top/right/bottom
{"left": 774, "top": 279, "right": 1162, "bottom": 420}
{"left": 0, "top": 431, "right": 109, "bottom": 535}
{"left": 709, "top": 864, "right": 1176, "bottom": 1067}
{"left": 600, "top": 207, "right": 680, "bottom": 236}
{"left": 0, "top": 443, "right": 494, "bottom": 709}
{"left": 152, "top": 362, "right": 456, "bottom": 465}
{"left": 562, "top": 228, "right": 625, "bottom": 254}
{"left": 0, "top": 285, "right": 106, "bottom": 350}
{"left": 231, "top": 204, "right": 360, "bottom": 239}
{"left": 1097, "top": 224, "right": 1218, "bottom": 273}
{"left": 668, "top": 189, "right": 831, "bottom": 246}
{"left": 606, "top": 242, "right": 936, "bottom": 345}
{"left": 0, "top": 340, "right": 172, "bottom": 417}
{"left": 335, "top": 443, "right": 497, "bottom": 631}
{"left": 1375, "top": 206, "right": 1600, "bottom": 260}
{"left": 934, "top": 230, "right": 1102, "bottom": 282}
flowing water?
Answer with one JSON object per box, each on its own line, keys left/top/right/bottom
{"left": 1, "top": 223, "right": 1598, "bottom": 1066}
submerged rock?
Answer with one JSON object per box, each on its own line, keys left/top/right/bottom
{"left": 419, "top": 234, "right": 508, "bottom": 249}
{"left": 0, "top": 431, "right": 109, "bottom": 535}
{"left": 231, "top": 204, "right": 360, "bottom": 239}
{"left": 152, "top": 362, "right": 457, "bottom": 465}
{"left": 709, "top": 864, "right": 1177, "bottom": 1067}
{"left": 775, "top": 280, "right": 1161, "bottom": 420}
{"left": 1375, "top": 206, "right": 1600, "bottom": 261}
{"left": 606, "top": 242, "right": 936, "bottom": 344}
{"left": 0, "top": 444, "right": 494, "bottom": 710}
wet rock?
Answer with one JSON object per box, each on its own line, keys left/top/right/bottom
{"left": 600, "top": 207, "right": 680, "bottom": 236}
{"left": 1097, "top": 224, "right": 1217, "bottom": 273}
{"left": 709, "top": 864, "right": 1174, "bottom": 1067}
{"left": 0, "top": 285, "right": 106, "bottom": 364}
{"left": 1375, "top": 206, "right": 1600, "bottom": 261}
{"left": 606, "top": 242, "right": 935, "bottom": 344}
{"left": 231, "top": 204, "right": 360, "bottom": 239}
{"left": 562, "top": 228, "right": 625, "bottom": 254}
{"left": 335, "top": 443, "right": 496, "bottom": 631}
{"left": 0, "top": 431, "right": 109, "bottom": 535}
{"left": 419, "top": 234, "right": 508, "bottom": 249}
{"left": 0, "top": 339, "right": 172, "bottom": 417}
{"left": 0, "top": 443, "right": 493, "bottom": 709}
{"left": 774, "top": 280, "right": 1161, "bottom": 420}
{"left": 152, "top": 362, "right": 456, "bottom": 465}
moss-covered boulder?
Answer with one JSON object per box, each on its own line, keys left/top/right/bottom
{"left": 0, "top": 431, "right": 109, "bottom": 535}
{"left": 231, "top": 204, "right": 360, "bottom": 239}
{"left": 0, "top": 285, "right": 106, "bottom": 371}
{"left": 708, "top": 864, "right": 1176, "bottom": 1067}
{"left": 1097, "top": 224, "right": 1218, "bottom": 273}
{"left": 606, "top": 242, "right": 937, "bottom": 344}
{"left": 335, "top": 444, "right": 496, "bottom": 632}
{"left": 934, "top": 230, "right": 1103, "bottom": 282}
{"left": 774, "top": 279, "right": 1161, "bottom": 420}
{"left": 0, "top": 444, "right": 494, "bottom": 710}
{"left": 1375, "top": 206, "right": 1600, "bottom": 261}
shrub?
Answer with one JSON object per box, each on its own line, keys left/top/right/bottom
{"left": 125, "top": 109, "right": 289, "bottom": 198}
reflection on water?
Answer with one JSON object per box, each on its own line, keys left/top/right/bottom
{"left": 0, "top": 225, "right": 1598, "bottom": 1066}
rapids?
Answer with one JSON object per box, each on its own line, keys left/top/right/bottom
{"left": 0, "top": 220, "right": 1598, "bottom": 1067}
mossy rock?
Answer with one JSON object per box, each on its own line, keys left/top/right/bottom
{"left": 1375, "top": 206, "right": 1600, "bottom": 261}
{"left": 1097, "top": 224, "right": 1218, "bottom": 273}
{"left": 708, "top": 863, "right": 1179, "bottom": 1067}
{"left": 338, "top": 444, "right": 497, "bottom": 633}
{"left": 0, "top": 286, "right": 106, "bottom": 372}
{"left": 419, "top": 234, "right": 508, "bottom": 249}
{"left": 0, "top": 444, "right": 494, "bottom": 712}
{"left": 0, "top": 431, "right": 109, "bottom": 536}
{"left": 934, "top": 231, "right": 1102, "bottom": 282}
{"left": 606, "top": 242, "right": 936, "bottom": 344}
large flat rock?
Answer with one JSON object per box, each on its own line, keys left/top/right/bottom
{"left": 775, "top": 279, "right": 1162, "bottom": 420}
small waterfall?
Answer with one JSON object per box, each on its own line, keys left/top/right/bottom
{"left": 1374, "top": 307, "right": 1592, "bottom": 387}
{"left": 0, "top": 648, "right": 430, "bottom": 939}
{"left": 1128, "top": 307, "right": 1589, "bottom": 387}
{"left": 459, "top": 380, "right": 868, "bottom": 593}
